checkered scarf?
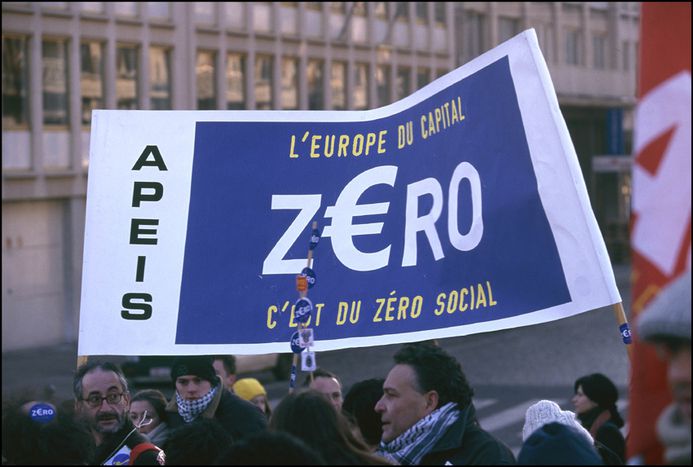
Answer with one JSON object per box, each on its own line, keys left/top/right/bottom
{"left": 377, "top": 402, "right": 460, "bottom": 465}
{"left": 175, "top": 385, "right": 218, "bottom": 423}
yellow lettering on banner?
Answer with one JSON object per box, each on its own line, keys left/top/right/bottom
{"left": 310, "top": 135, "right": 322, "bottom": 158}
{"left": 419, "top": 96, "right": 466, "bottom": 141}
{"left": 384, "top": 291, "right": 397, "bottom": 321}
{"left": 337, "top": 301, "right": 360, "bottom": 325}
{"left": 486, "top": 281, "right": 497, "bottom": 306}
{"left": 397, "top": 296, "right": 410, "bottom": 320}
{"left": 434, "top": 293, "right": 445, "bottom": 316}
{"left": 373, "top": 298, "right": 385, "bottom": 322}
{"left": 289, "top": 303, "right": 323, "bottom": 327}
{"left": 314, "top": 302, "right": 324, "bottom": 326}
{"left": 290, "top": 131, "right": 388, "bottom": 159}
{"left": 338, "top": 135, "right": 350, "bottom": 157}
{"left": 267, "top": 305, "right": 278, "bottom": 329}
{"left": 373, "top": 292, "right": 423, "bottom": 322}
{"left": 433, "top": 281, "right": 497, "bottom": 316}
{"left": 460, "top": 288, "right": 469, "bottom": 311}
{"left": 289, "top": 135, "right": 300, "bottom": 158}
{"left": 378, "top": 130, "right": 387, "bottom": 154}
{"left": 324, "top": 135, "right": 335, "bottom": 158}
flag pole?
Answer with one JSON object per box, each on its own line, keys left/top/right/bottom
{"left": 612, "top": 302, "right": 633, "bottom": 362}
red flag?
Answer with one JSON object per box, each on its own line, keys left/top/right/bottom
{"left": 629, "top": 2, "right": 691, "bottom": 464}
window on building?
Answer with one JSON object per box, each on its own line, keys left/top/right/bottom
{"left": 196, "top": 50, "right": 216, "bottom": 110}
{"left": 621, "top": 40, "right": 630, "bottom": 71}
{"left": 537, "top": 23, "right": 554, "bottom": 63}
{"left": 395, "top": 66, "right": 410, "bottom": 101}
{"left": 433, "top": 3, "right": 445, "bottom": 25}
{"left": 41, "top": 2, "right": 68, "bottom": 10}
{"left": 194, "top": 2, "right": 215, "bottom": 25}
{"left": 80, "top": 41, "right": 104, "bottom": 125}
{"left": 2, "top": 35, "right": 30, "bottom": 128}
{"left": 150, "top": 46, "right": 171, "bottom": 109}
{"left": 255, "top": 54, "right": 273, "bottom": 109}
{"left": 226, "top": 53, "right": 245, "bottom": 109}
{"left": 415, "top": 2, "right": 428, "bottom": 22}
{"left": 498, "top": 17, "right": 519, "bottom": 42}
{"left": 593, "top": 34, "right": 606, "bottom": 69}
{"left": 114, "top": 2, "right": 138, "bottom": 17}
{"left": 353, "top": 62, "right": 369, "bottom": 110}
{"left": 330, "top": 61, "right": 347, "bottom": 110}
{"left": 376, "top": 65, "right": 390, "bottom": 107}
{"left": 416, "top": 67, "right": 429, "bottom": 89}
{"left": 374, "top": 2, "right": 389, "bottom": 19}
{"left": 565, "top": 29, "right": 581, "bottom": 65}
{"left": 42, "top": 38, "right": 69, "bottom": 126}
{"left": 147, "top": 2, "right": 170, "bottom": 20}
{"left": 281, "top": 57, "right": 298, "bottom": 110}
{"left": 307, "top": 59, "right": 324, "bottom": 110}
{"left": 80, "top": 2, "right": 104, "bottom": 14}
{"left": 395, "top": 2, "right": 409, "bottom": 20}
{"left": 352, "top": 2, "right": 367, "bottom": 16}
{"left": 330, "top": 2, "right": 346, "bottom": 14}
{"left": 116, "top": 44, "right": 138, "bottom": 109}
{"left": 464, "top": 12, "right": 486, "bottom": 62}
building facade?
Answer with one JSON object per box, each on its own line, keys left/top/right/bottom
{"left": 1, "top": 2, "right": 639, "bottom": 351}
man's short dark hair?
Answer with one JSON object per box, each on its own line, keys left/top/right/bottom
{"left": 302, "top": 367, "right": 340, "bottom": 387}
{"left": 342, "top": 378, "right": 384, "bottom": 446}
{"left": 73, "top": 361, "right": 129, "bottom": 401}
{"left": 212, "top": 355, "right": 237, "bottom": 375}
{"left": 393, "top": 343, "right": 474, "bottom": 408}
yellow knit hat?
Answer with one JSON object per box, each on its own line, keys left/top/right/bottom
{"left": 233, "top": 378, "right": 267, "bottom": 401}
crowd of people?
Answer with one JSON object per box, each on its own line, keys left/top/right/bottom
{"left": 2, "top": 273, "right": 690, "bottom": 465}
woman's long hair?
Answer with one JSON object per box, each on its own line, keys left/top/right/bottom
{"left": 270, "top": 390, "right": 391, "bottom": 465}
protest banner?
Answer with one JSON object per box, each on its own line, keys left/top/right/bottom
{"left": 627, "top": 3, "right": 691, "bottom": 464}
{"left": 78, "top": 29, "right": 621, "bottom": 357}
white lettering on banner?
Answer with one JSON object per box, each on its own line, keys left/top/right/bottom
{"left": 263, "top": 194, "right": 322, "bottom": 274}
{"left": 323, "top": 165, "right": 397, "bottom": 271}
{"left": 403, "top": 177, "right": 444, "bottom": 266}
{"left": 261, "top": 161, "right": 484, "bottom": 274}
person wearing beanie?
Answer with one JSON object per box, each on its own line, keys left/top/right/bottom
{"left": 518, "top": 422, "right": 603, "bottom": 465}
{"left": 572, "top": 373, "right": 625, "bottom": 464}
{"left": 636, "top": 269, "right": 691, "bottom": 464}
{"left": 522, "top": 400, "right": 593, "bottom": 445}
{"left": 232, "top": 378, "right": 271, "bottom": 418}
{"left": 164, "top": 356, "right": 267, "bottom": 441}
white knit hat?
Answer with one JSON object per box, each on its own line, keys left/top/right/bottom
{"left": 522, "top": 400, "right": 594, "bottom": 443}
{"left": 637, "top": 269, "right": 691, "bottom": 342}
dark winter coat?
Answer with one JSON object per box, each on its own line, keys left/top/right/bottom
{"left": 578, "top": 406, "right": 625, "bottom": 464}
{"left": 420, "top": 404, "right": 516, "bottom": 465}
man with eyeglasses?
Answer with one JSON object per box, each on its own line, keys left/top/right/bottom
{"left": 73, "top": 360, "right": 165, "bottom": 465}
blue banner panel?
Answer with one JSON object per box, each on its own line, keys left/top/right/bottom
{"left": 176, "top": 57, "right": 571, "bottom": 344}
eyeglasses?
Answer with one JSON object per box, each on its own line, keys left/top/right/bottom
{"left": 81, "top": 393, "right": 125, "bottom": 408}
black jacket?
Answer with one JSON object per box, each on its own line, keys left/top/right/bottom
{"left": 165, "top": 383, "right": 267, "bottom": 441}
{"left": 420, "top": 404, "right": 516, "bottom": 465}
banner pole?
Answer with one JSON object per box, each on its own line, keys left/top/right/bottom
{"left": 612, "top": 302, "right": 633, "bottom": 362}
